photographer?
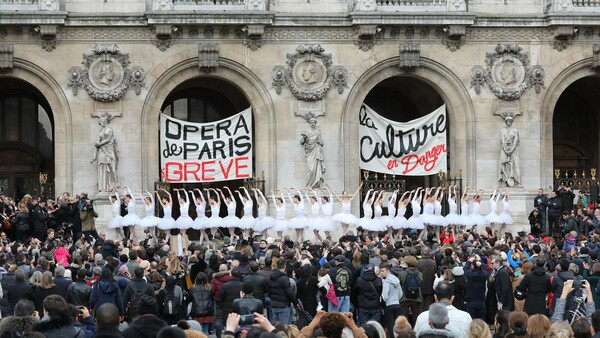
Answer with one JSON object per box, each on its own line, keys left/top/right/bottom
{"left": 551, "top": 279, "right": 595, "bottom": 324}
{"left": 232, "top": 283, "right": 263, "bottom": 329}
{"left": 298, "top": 311, "right": 367, "bottom": 338}
{"left": 464, "top": 254, "right": 489, "bottom": 320}
{"left": 69, "top": 304, "right": 96, "bottom": 338}
{"left": 30, "top": 198, "right": 48, "bottom": 242}
{"left": 80, "top": 199, "right": 99, "bottom": 244}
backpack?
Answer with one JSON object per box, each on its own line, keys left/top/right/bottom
{"left": 335, "top": 268, "right": 350, "bottom": 293}
{"left": 163, "top": 286, "right": 182, "bottom": 316}
{"left": 127, "top": 283, "right": 150, "bottom": 320}
{"left": 403, "top": 272, "right": 420, "bottom": 299}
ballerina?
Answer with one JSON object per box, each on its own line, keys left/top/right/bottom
{"left": 190, "top": 189, "right": 210, "bottom": 245}
{"left": 485, "top": 189, "right": 503, "bottom": 230}
{"left": 498, "top": 189, "right": 513, "bottom": 237}
{"left": 157, "top": 189, "right": 175, "bottom": 243}
{"left": 420, "top": 187, "right": 436, "bottom": 229}
{"left": 372, "top": 191, "right": 387, "bottom": 232}
{"left": 107, "top": 191, "right": 125, "bottom": 241}
{"left": 433, "top": 187, "right": 448, "bottom": 235}
{"left": 444, "top": 186, "right": 462, "bottom": 232}
{"left": 383, "top": 190, "right": 398, "bottom": 241}
{"left": 173, "top": 188, "right": 194, "bottom": 238}
{"left": 358, "top": 189, "right": 375, "bottom": 232}
{"left": 408, "top": 187, "right": 424, "bottom": 230}
{"left": 219, "top": 187, "right": 240, "bottom": 239}
{"left": 287, "top": 188, "right": 308, "bottom": 242}
{"left": 392, "top": 191, "right": 411, "bottom": 241}
{"left": 319, "top": 187, "right": 335, "bottom": 239}
{"left": 459, "top": 186, "right": 473, "bottom": 231}
{"left": 307, "top": 189, "right": 324, "bottom": 242}
{"left": 236, "top": 187, "right": 256, "bottom": 239}
{"left": 121, "top": 186, "right": 141, "bottom": 244}
{"left": 270, "top": 190, "right": 288, "bottom": 240}
{"left": 253, "top": 188, "right": 275, "bottom": 239}
{"left": 471, "top": 189, "right": 486, "bottom": 234}
{"left": 139, "top": 190, "right": 161, "bottom": 243}
{"left": 206, "top": 189, "right": 223, "bottom": 237}
{"left": 330, "top": 182, "right": 362, "bottom": 236}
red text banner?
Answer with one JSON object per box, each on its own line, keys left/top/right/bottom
{"left": 359, "top": 104, "right": 447, "bottom": 176}
{"left": 160, "top": 108, "right": 253, "bottom": 182}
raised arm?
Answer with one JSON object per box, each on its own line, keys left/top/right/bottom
{"left": 217, "top": 188, "right": 226, "bottom": 201}
{"left": 242, "top": 187, "right": 252, "bottom": 201}
{"left": 412, "top": 188, "right": 421, "bottom": 202}
{"left": 389, "top": 190, "right": 398, "bottom": 204}
{"left": 155, "top": 191, "right": 165, "bottom": 208}
{"left": 190, "top": 190, "right": 199, "bottom": 207}
{"left": 350, "top": 181, "right": 364, "bottom": 201}
{"left": 364, "top": 189, "right": 374, "bottom": 205}
{"left": 270, "top": 190, "right": 277, "bottom": 205}
{"left": 255, "top": 189, "right": 267, "bottom": 205}
{"left": 126, "top": 187, "right": 134, "bottom": 198}
{"left": 496, "top": 190, "right": 503, "bottom": 203}
{"left": 145, "top": 191, "right": 154, "bottom": 205}
{"left": 461, "top": 186, "right": 470, "bottom": 202}
{"left": 296, "top": 189, "right": 304, "bottom": 204}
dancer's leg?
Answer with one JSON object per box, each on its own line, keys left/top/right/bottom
{"left": 342, "top": 223, "right": 349, "bottom": 236}
{"left": 313, "top": 230, "right": 322, "bottom": 243}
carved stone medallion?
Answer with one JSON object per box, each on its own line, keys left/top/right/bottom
{"left": 471, "top": 44, "right": 544, "bottom": 101}
{"left": 272, "top": 44, "right": 348, "bottom": 102}
{"left": 66, "top": 44, "right": 146, "bottom": 102}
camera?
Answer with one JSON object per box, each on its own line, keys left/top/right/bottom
{"left": 573, "top": 279, "right": 582, "bottom": 290}
{"left": 239, "top": 314, "right": 255, "bottom": 326}
{"left": 82, "top": 200, "right": 94, "bottom": 212}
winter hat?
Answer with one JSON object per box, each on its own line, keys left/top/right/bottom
{"left": 500, "top": 252, "right": 508, "bottom": 261}
{"left": 186, "top": 320, "right": 202, "bottom": 332}
{"left": 138, "top": 295, "right": 158, "bottom": 315}
{"left": 64, "top": 269, "right": 72, "bottom": 279}
{"left": 451, "top": 267, "right": 464, "bottom": 276}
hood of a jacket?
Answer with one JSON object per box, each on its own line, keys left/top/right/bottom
{"left": 270, "top": 270, "right": 287, "bottom": 281}
{"left": 383, "top": 273, "right": 400, "bottom": 286}
{"left": 361, "top": 269, "right": 378, "bottom": 282}
{"left": 126, "top": 314, "right": 167, "bottom": 337}
{"left": 532, "top": 266, "right": 546, "bottom": 276}
{"left": 98, "top": 280, "right": 119, "bottom": 294}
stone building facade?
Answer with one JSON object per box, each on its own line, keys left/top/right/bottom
{"left": 0, "top": 0, "right": 599, "bottom": 232}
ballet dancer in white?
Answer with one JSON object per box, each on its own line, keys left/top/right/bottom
{"left": 156, "top": 189, "right": 175, "bottom": 243}
{"left": 445, "top": 186, "right": 462, "bottom": 232}
{"left": 253, "top": 188, "right": 275, "bottom": 238}
{"left": 207, "top": 189, "right": 223, "bottom": 237}
{"left": 306, "top": 190, "right": 323, "bottom": 242}
{"left": 471, "top": 189, "right": 486, "bottom": 234}
{"left": 270, "top": 190, "right": 288, "bottom": 240}
{"left": 139, "top": 190, "right": 161, "bottom": 243}
{"left": 499, "top": 189, "right": 513, "bottom": 237}
{"left": 408, "top": 187, "right": 424, "bottom": 230}
{"left": 190, "top": 189, "right": 210, "bottom": 245}
{"left": 330, "top": 182, "right": 362, "bottom": 236}
{"left": 460, "top": 186, "right": 473, "bottom": 231}
{"left": 236, "top": 187, "right": 256, "bottom": 239}
{"left": 319, "top": 187, "right": 335, "bottom": 240}
{"left": 392, "top": 191, "right": 411, "bottom": 241}
{"left": 219, "top": 187, "right": 239, "bottom": 240}
{"left": 174, "top": 189, "right": 194, "bottom": 238}
{"left": 121, "top": 186, "right": 141, "bottom": 243}
{"left": 287, "top": 188, "right": 308, "bottom": 242}
{"left": 384, "top": 190, "right": 398, "bottom": 241}
{"left": 107, "top": 192, "right": 125, "bottom": 240}
{"left": 358, "top": 189, "right": 375, "bottom": 231}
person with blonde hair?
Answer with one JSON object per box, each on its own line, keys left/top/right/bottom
{"left": 32, "top": 271, "right": 59, "bottom": 315}
{"left": 393, "top": 316, "right": 416, "bottom": 338}
{"left": 467, "top": 319, "right": 491, "bottom": 338}
{"left": 526, "top": 314, "right": 550, "bottom": 338}
{"left": 547, "top": 321, "right": 574, "bottom": 338}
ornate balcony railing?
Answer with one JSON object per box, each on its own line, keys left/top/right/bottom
{"left": 354, "top": 0, "right": 465, "bottom": 11}
{"left": 553, "top": 168, "right": 599, "bottom": 190}
{"left": 0, "top": 0, "right": 58, "bottom": 10}
{"left": 153, "top": 0, "right": 266, "bottom": 11}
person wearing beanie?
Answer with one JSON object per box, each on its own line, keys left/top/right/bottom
{"left": 123, "top": 295, "right": 168, "bottom": 338}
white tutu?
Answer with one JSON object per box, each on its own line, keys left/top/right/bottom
{"left": 157, "top": 217, "right": 175, "bottom": 230}
{"left": 272, "top": 219, "right": 288, "bottom": 232}
{"left": 238, "top": 215, "right": 256, "bottom": 229}
{"left": 222, "top": 215, "right": 240, "bottom": 228}
{"left": 288, "top": 216, "right": 308, "bottom": 229}
{"left": 391, "top": 216, "right": 410, "bottom": 229}
{"left": 308, "top": 217, "right": 323, "bottom": 231}
{"left": 471, "top": 214, "right": 486, "bottom": 227}
{"left": 192, "top": 216, "right": 210, "bottom": 230}
{"left": 485, "top": 212, "right": 503, "bottom": 224}
{"left": 332, "top": 213, "right": 359, "bottom": 225}
{"left": 433, "top": 215, "right": 448, "bottom": 227}
{"left": 408, "top": 216, "right": 424, "bottom": 230}
{"left": 445, "top": 213, "right": 462, "bottom": 226}
{"left": 206, "top": 217, "right": 223, "bottom": 229}
{"left": 372, "top": 217, "right": 388, "bottom": 231}
{"left": 460, "top": 215, "right": 474, "bottom": 227}
{"left": 108, "top": 216, "right": 123, "bottom": 229}
{"left": 121, "top": 214, "right": 141, "bottom": 226}
{"left": 381, "top": 216, "right": 394, "bottom": 228}
{"left": 420, "top": 214, "right": 437, "bottom": 226}
{"left": 138, "top": 216, "right": 161, "bottom": 228}
{"left": 318, "top": 217, "right": 336, "bottom": 232}
{"left": 175, "top": 216, "right": 194, "bottom": 230}
{"left": 499, "top": 212, "right": 513, "bottom": 225}
{"left": 254, "top": 216, "right": 275, "bottom": 232}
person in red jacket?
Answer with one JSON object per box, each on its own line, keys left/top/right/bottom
{"left": 440, "top": 228, "right": 454, "bottom": 245}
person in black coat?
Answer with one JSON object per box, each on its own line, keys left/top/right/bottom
{"left": 547, "top": 190, "right": 562, "bottom": 235}
{"left": 13, "top": 205, "right": 30, "bottom": 243}
{"left": 6, "top": 270, "right": 33, "bottom": 316}
{"left": 101, "top": 240, "right": 118, "bottom": 260}
{"left": 464, "top": 258, "right": 489, "bottom": 321}
{"left": 296, "top": 264, "right": 319, "bottom": 317}
{"left": 220, "top": 268, "right": 244, "bottom": 321}
{"left": 242, "top": 261, "right": 268, "bottom": 303}
{"left": 559, "top": 184, "right": 576, "bottom": 213}
{"left": 353, "top": 264, "right": 382, "bottom": 326}
{"left": 518, "top": 259, "right": 552, "bottom": 316}
{"left": 30, "top": 199, "right": 48, "bottom": 242}
{"left": 122, "top": 296, "right": 168, "bottom": 338}
{"left": 451, "top": 267, "right": 466, "bottom": 311}
{"left": 493, "top": 257, "right": 514, "bottom": 312}
{"left": 267, "top": 259, "right": 298, "bottom": 325}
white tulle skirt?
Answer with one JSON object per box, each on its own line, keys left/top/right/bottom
{"left": 222, "top": 215, "right": 240, "bottom": 228}
{"left": 108, "top": 216, "right": 123, "bottom": 229}
{"left": 471, "top": 214, "right": 486, "bottom": 227}
{"left": 433, "top": 215, "right": 448, "bottom": 227}
{"left": 254, "top": 216, "right": 275, "bottom": 232}
{"left": 420, "top": 214, "right": 437, "bottom": 226}
{"left": 206, "top": 217, "right": 223, "bottom": 229}
{"left": 445, "top": 213, "right": 462, "bottom": 226}
{"left": 121, "top": 214, "right": 141, "bottom": 226}
{"left": 157, "top": 217, "right": 175, "bottom": 230}
{"left": 332, "top": 213, "right": 359, "bottom": 226}
{"left": 288, "top": 216, "right": 308, "bottom": 229}
{"left": 499, "top": 212, "right": 513, "bottom": 225}
{"left": 238, "top": 215, "right": 256, "bottom": 229}
{"left": 175, "top": 216, "right": 194, "bottom": 230}
{"left": 192, "top": 216, "right": 210, "bottom": 230}
{"left": 317, "top": 217, "right": 336, "bottom": 232}
{"left": 391, "top": 216, "right": 410, "bottom": 229}
{"left": 139, "top": 216, "right": 161, "bottom": 228}
{"left": 271, "top": 219, "right": 288, "bottom": 232}
{"left": 485, "top": 212, "right": 503, "bottom": 224}
{"left": 460, "top": 215, "right": 474, "bottom": 227}
{"left": 408, "top": 216, "right": 424, "bottom": 230}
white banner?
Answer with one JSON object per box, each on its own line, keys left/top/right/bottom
{"left": 359, "top": 104, "right": 447, "bottom": 176}
{"left": 160, "top": 108, "right": 252, "bottom": 182}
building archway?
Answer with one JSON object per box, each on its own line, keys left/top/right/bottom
{"left": 342, "top": 57, "right": 475, "bottom": 191}
{"left": 0, "top": 61, "right": 72, "bottom": 199}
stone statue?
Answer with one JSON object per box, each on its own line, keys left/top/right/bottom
{"left": 300, "top": 117, "right": 326, "bottom": 188}
{"left": 499, "top": 114, "right": 521, "bottom": 187}
{"left": 91, "top": 113, "right": 119, "bottom": 192}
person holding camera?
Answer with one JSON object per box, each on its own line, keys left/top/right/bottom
{"left": 232, "top": 282, "right": 264, "bottom": 329}
{"left": 464, "top": 254, "right": 489, "bottom": 320}
{"left": 69, "top": 304, "right": 96, "bottom": 338}
{"left": 298, "top": 311, "right": 368, "bottom": 338}
{"left": 80, "top": 199, "right": 99, "bottom": 243}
